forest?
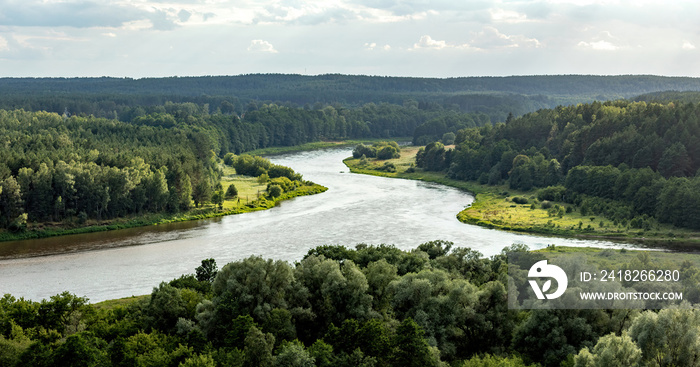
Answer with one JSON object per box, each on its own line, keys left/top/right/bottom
{"left": 416, "top": 99, "right": 700, "bottom": 231}
{"left": 1, "top": 243, "right": 698, "bottom": 367}
{"left": 2, "top": 74, "right": 700, "bottom": 123}
{"left": 0, "top": 101, "right": 487, "bottom": 231}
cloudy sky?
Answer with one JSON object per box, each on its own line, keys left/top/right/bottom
{"left": 0, "top": 0, "right": 698, "bottom": 77}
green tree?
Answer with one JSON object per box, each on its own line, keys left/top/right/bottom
{"left": 147, "top": 283, "right": 188, "bottom": 332}
{"left": 196, "top": 258, "right": 218, "bottom": 283}
{"left": 268, "top": 184, "right": 283, "bottom": 198}
{"left": 226, "top": 184, "right": 239, "bottom": 198}
{"left": 178, "top": 175, "right": 193, "bottom": 211}
{"left": 273, "top": 340, "right": 315, "bottom": 367}
{"left": 574, "top": 332, "right": 641, "bottom": 367}
{"left": 179, "top": 353, "right": 216, "bottom": 367}
{"left": 390, "top": 318, "right": 439, "bottom": 367}
{"left": 628, "top": 306, "right": 700, "bottom": 367}
{"left": 658, "top": 142, "right": 691, "bottom": 178}
{"left": 211, "top": 189, "right": 224, "bottom": 210}
{"left": 0, "top": 176, "right": 23, "bottom": 229}
{"left": 192, "top": 179, "right": 211, "bottom": 208}
{"left": 243, "top": 326, "right": 275, "bottom": 367}
{"left": 51, "top": 332, "right": 109, "bottom": 367}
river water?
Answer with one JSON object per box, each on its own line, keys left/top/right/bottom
{"left": 0, "top": 148, "right": 631, "bottom": 302}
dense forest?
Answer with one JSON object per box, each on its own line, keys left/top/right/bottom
{"left": 1, "top": 243, "right": 698, "bottom": 367}
{"left": 0, "top": 101, "right": 490, "bottom": 230}
{"left": 2, "top": 74, "right": 700, "bottom": 123}
{"left": 416, "top": 99, "right": 700, "bottom": 230}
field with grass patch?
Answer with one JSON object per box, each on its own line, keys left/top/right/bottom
{"left": 344, "top": 145, "right": 700, "bottom": 245}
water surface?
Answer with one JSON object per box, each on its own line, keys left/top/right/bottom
{"left": 0, "top": 148, "right": 631, "bottom": 302}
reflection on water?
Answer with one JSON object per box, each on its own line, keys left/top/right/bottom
{"left": 0, "top": 148, "right": 634, "bottom": 302}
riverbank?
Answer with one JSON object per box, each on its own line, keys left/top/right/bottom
{"left": 343, "top": 146, "right": 700, "bottom": 246}
{"left": 246, "top": 138, "right": 412, "bottom": 156}
{"left": 0, "top": 172, "right": 327, "bottom": 243}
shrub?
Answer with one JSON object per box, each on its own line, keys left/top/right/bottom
{"left": 353, "top": 144, "right": 376, "bottom": 158}
{"left": 537, "top": 185, "right": 567, "bottom": 202}
{"left": 512, "top": 196, "right": 529, "bottom": 204}
{"left": 226, "top": 184, "right": 238, "bottom": 198}
{"left": 223, "top": 153, "right": 236, "bottom": 166}
{"left": 379, "top": 162, "right": 397, "bottom": 173}
{"left": 267, "top": 184, "right": 283, "bottom": 198}
{"left": 268, "top": 177, "right": 295, "bottom": 192}
{"left": 540, "top": 201, "right": 552, "bottom": 209}
{"left": 377, "top": 145, "right": 400, "bottom": 160}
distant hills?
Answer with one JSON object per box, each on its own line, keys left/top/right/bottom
{"left": 1, "top": 74, "right": 700, "bottom": 122}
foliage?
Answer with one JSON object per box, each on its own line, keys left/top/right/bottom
{"left": 440, "top": 100, "right": 700, "bottom": 230}
{"left": 4, "top": 245, "right": 700, "bottom": 366}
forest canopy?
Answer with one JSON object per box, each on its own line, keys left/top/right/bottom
{"left": 415, "top": 100, "right": 700, "bottom": 230}
{"left": 1, "top": 243, "right": 698, "bottom": 367}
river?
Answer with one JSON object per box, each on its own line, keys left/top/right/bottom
{"left": 0, "top": 148, "right": 632, "bottom": 302}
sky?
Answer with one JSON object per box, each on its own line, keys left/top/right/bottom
{"left": 0, "top": 0, "right": 698, "bottom": 78}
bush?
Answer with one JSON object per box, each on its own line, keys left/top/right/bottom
{"left": 377, "top": 145, "right": 400, "bottom": 160}
{"left": 511, "top": 196, "right": 529, "bottom": 204}
{"left": 223, "top": 153, "right": 236, "bottom": 166}
{"left": 442, "top": 132, "right": 456, "bottom": 145}
{"left": 359, "top": 155, "right": 369, "bottom": 166}
{"left": 267, "top": 184, "right": 283, "bottom": 198}
{"left": 225, "top": 184, "right": 238, "bottom": 198}
{"left": 353, "top": 144, "right": 376, "bottom": 158}
{"left": 268, "top": 164, "right": 302, "bottom": 181}
{"left": 537, "top": 185, "right": 567, "bottom": 202}
{"left": 268, "top": 177, "right": 295, "bottom": 192}
{"left": 540, "top": 201, "right": 552, "bottom": 209}
{"left": 8, "top": 213, "right": 27, "bottom": 232}
{"left": 379, "top": 162, "right": 397, "bottom": 172}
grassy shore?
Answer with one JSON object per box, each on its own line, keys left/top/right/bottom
{"left": 246, "top": 138, "right": 412, "bottom": 156}
{"left": 0, "top": 168, "right": 327, "bottom": 243}
{"left": 344, "top": 146, "right": 700, "bottom": 245}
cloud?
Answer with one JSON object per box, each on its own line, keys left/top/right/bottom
{"left": 149, "top": 9, "right": 179, "bottom": 31}
{"left": 251, "top": 2, "right": 359, "bottom": 25}
{"left": 248, "top": 39, "right": 278, "bottom": 53}
{"left": 577, "top": 31, "right": 622, "bottom": 51}
{"left": 0, "top": 36, "right": 8, "bottom": 51}
{"left": 683, "top": 41, "right": 696, "bottom": 50}
{"left": 489, "top": 8, "right": 528, "bottom": 23}
{"left": 470, "top": 27, "right": 541, "bottom": 49}
{"left": 0, "top": 0, "right": 146, "bottom": 28}
{"left": 413, "top": 35, "right": 448, "bottom": 49}
{"left": 578, "top": 40, "right": 618, "bottom": 50}
{"left": 353, "top": 0, "right": 490, "bottom": 16}
{"left": 412, "top": 35, "right": 470, "bottom": 50}
{"left": 364, "top": 42, "right": 391, "bottom": 51}
{"left": 178, "top": 9, "right": 192, "bottom": 23}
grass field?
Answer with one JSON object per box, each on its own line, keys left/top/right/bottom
{"left": 220, "top": 165, "right": 268, "bottom": 209}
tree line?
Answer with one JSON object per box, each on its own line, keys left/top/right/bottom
{"left": 416, "top": 100, "right": 700, "bottom": 230}
{"left": 0, "top": 109, "right": 222, "bottom": 230}
{"left": 0, "top": 100, "right": 488, "bottom": 230}
{"left": 4, "top": 75, "right": 700, "bottom": 126}
{"left": 1, "top": 243, "right": 698, "bottom": 366}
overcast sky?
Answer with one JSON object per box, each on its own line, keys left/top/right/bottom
{"left": 0, "top": 0, "right": 698, "bottom": 78}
